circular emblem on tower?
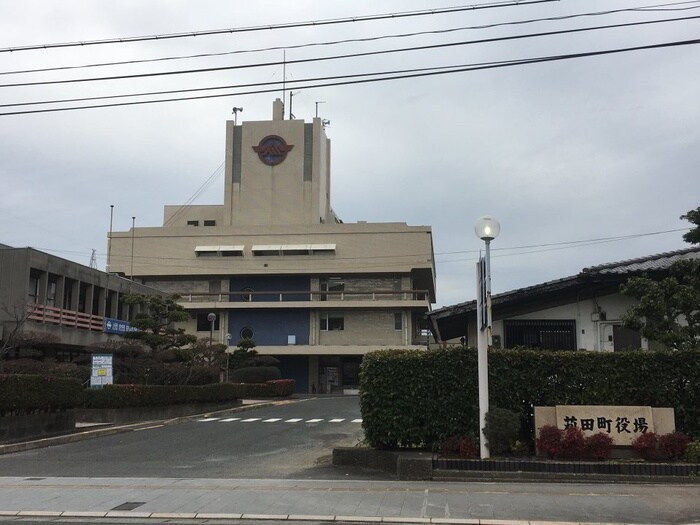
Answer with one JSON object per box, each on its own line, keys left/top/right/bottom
{"left": 253, "top": 135, "right": 294, "bottom": 166}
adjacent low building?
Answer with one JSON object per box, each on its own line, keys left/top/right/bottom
{"left": 108, "top": 99, "right": 436, "bottom": 393}
{"left": 428, "top": 247, "right": 700, "bottom": 352}
{"left": 0, "top": 244, "right": 163, "bottom": 359}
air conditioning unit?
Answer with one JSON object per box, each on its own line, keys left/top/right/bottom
{"left": 287, "top": 335, "right": 296, "bottom": 345}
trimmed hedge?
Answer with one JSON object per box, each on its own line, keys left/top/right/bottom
{"left": 360, "top": 347, "right": 700, "bottom": 449}
{"left": 83, "top": 380, "right": 295, "bottom": 408}
{"left": 0, "top": 374, "right": 84, "bottom": 416}
{"left": 229, "top": 366, "right": 281, "bottom": 384}
{"left": 83, "top": 383, "right": 242, "bottom": 408}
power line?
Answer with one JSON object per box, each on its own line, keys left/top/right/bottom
{"left": 4, "top": 14, "right": 699, "bottom": 91}
{"left": 0, "top": 0, "right": 557, "bottom": 54}
{"left": 3, "top": 1, "right": 697, "bottom": 77}
{"left": 436, "top": 228, "right": 691, "bottom": 255}
{"left": 2, "top": 37, "right": 699, "bottom": 117}
{"left": 35, "top": 227, "right": 690, "bottom": 271}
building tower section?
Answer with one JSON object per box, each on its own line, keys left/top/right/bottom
{"left": 108, "top": 99, "right": 435, "bottom": 393}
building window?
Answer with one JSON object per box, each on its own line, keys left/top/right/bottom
{"left": 320, "top": 277, "right": 344, "bottom": 301}
{"left": 503, "top": 319, "right": 576, "bottom": 351}
{"left": 187, "top": 220, "right": 199, "bottom": 227}
{"left": 28, "top": 269, "right": 41, "bottom": 304}
{"left": 196, "top": 312, "right": 220, "bottom": 332}
{"left": 320, "top": 313, "right": 344, "bottom": 331}
{"left": 203, "top": 220, "right": 216, "bottom": 226}
{"left": 240, "top": 326, "right": 254, "bottom": 340}
{"left": 394, "top": 312, "right": 403, "bottom": 331}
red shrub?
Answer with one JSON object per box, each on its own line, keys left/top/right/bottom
{"left": 440, "top": 436, "right": 479, "bottom": 458}
{"left": 536, "top": 425, "right": 563, "bottom": 459}
{"left": 585, "top": 432, "right": 614, "bottom": 461}
{"left": 560, "top": 426, "right": 587, "bottom": 459}
{"left": 632, "top": 432, "right": 660, "bottom": 460}
{"left": 459, "top": 437, "right": 479, "bottom": 458}
{"left": 658, "top": 432, "right": 691, "bottom": 460}
{"left": 439, "top": 436, "right": 462, "bottom": 456}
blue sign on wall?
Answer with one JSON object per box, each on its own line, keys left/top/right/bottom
{"left": 104, "top": 318, "right": 138, "bottom": 335}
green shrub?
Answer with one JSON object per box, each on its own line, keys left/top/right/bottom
{"left": 685, "top": 441, "right": 700, "bottom": 462}
{"left": 229, "top": 366, "right": 281, "bottom": 384}
{"left": 483, "top": 408, "right": 520, "bottom": 455}
{"left": 360, "top": 347, "right": 700, "bottom": 450}
{"left": 83, "top": 383, "right": 240, "bottom": 408}
{"left": 0, "top": 374, "right": 84, "bottom": 415}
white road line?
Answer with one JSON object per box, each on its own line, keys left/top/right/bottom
{"left": 285, "top": 418, "right": 303, "bottom": 423}
{"left": 329, "top": 419, "right": 345, "bottom": 423}
{"left": 219, "top": 418, "right": 241, "bottom": 422}
{"left": 352, "top": 418, "right": 363, "bottom": 423}
{"left": 198, "top": 418, "right": 220, "bottom": 422}
{"left": 263, "top": 418, "right": 282, "bottom": 423}
{"left": 241, "top": 418, "right": 261, "bottom": 422}
{"left": 306, "top": 419, "right": 323, "bottom": 423}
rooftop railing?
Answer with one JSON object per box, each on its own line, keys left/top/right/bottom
{"left": 27, "top": 303, "right": 104, "bottom": 332}
{"left": 178, "top": 289, "right": 430, "bottom": 304}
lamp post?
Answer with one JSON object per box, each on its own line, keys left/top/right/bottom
{"left": 474, "top": 215, "right": 500, "bottom": 459}
{"left": 207, "top": 313, "right": 217, "bottom": 347}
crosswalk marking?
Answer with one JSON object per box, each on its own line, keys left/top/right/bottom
{"left": 197, "top": 416, "right": 362, "bottom": 425}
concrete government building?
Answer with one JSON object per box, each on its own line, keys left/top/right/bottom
{"left": 108, "top": 99, "right": 435, "bottom": 393}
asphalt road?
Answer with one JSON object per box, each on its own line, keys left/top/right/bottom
{"left": 0, "top": 396, "right": 372, "bottom": 479}
{"left": 0, "top": 396, "right": 699, "bottom": 524}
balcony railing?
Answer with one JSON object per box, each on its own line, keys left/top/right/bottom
{"left": 179, "top": 289, "right": 430, "bottom": 304}
{"left": 27, "top": 303, "right": 104, "bottom": 332}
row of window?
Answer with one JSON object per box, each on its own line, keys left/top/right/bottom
{"left": 194, "top": 244, "right": 337, "bottom": 257}
{"left": 187, "top": 220, "right": 216, "bottom": 227}
{"left": 194, "top": 312, "right": 404, "bottom": 335}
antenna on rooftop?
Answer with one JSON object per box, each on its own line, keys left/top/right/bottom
{"left": 281, "top": 50, "right": 287, "bottom": 118}
{"left": 232, "top": 107, "right": 243, "bottom": 126}
{"left": 289, "top": 91, "right": 300, "bottom": 120}
{"left": 315, "top": 101, "right": 325, "bottom": 118}
{"left": 89, "top": 249, "right": 97, "bottom": 269}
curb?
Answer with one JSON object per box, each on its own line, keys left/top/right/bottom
{"left": 0, "top": 510, "right": 652, "bottom": 525}
{"left": 0, "top": 399, "right": 291, "bottom": 456}
{"left": 333, "top": 447, "right": 700, "bottom": 484}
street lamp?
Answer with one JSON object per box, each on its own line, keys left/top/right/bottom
{"left": 474, "top": 215, "right": 500, "bottom": 459}
{"left": 207, "top": 312, "right": 217, "bottom": 346}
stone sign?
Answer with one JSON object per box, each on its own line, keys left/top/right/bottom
{"left": 535, "top": 405, "right": 675, "bottom": 447}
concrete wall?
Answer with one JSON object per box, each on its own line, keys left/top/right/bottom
{"left": 318, "top": 310, "right": 404, "bottom": 346}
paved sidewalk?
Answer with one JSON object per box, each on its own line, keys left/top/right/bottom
{"left": 0, "top": 477, "right": 698, "bottom": 525}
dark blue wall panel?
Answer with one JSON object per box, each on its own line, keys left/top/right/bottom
{"left": 275, "top": 355, "right": 309, "bottom": 393}
{"left": 228, "top": 309, "right": 309, "bottom": 345}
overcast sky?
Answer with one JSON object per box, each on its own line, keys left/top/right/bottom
{"left": 1, "top": 0, "right": 698, "bottom": 308}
